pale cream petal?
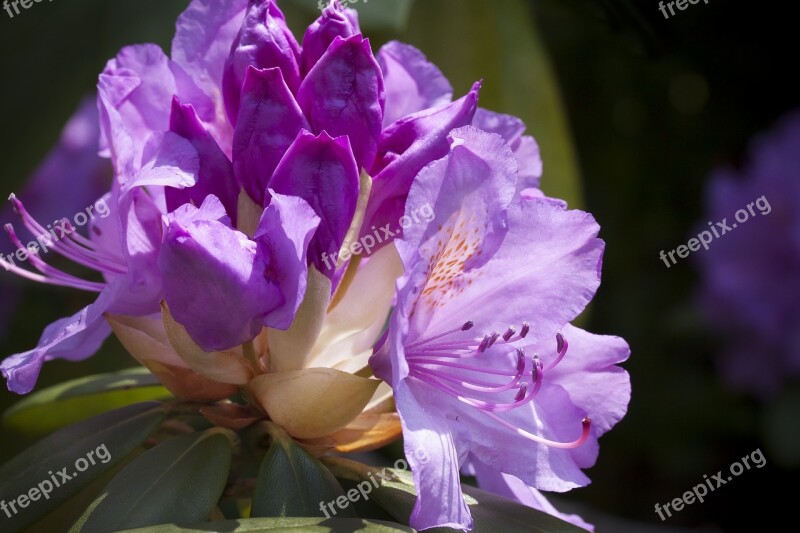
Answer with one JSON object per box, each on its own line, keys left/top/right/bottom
{"left": 267, "top": 266, "right": 331, "bottom": 372}
{"left": 309, "top": 245, "right": 402, "bottom": 369}
{"left": 162, "top": 302, "right": 254, "bottom": 385}
{"left": 246, "top": 368, "right": 380, "bottom": 439}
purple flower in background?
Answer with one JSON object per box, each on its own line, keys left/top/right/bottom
{"left": 698, "top": 110, "right": 800, "bottom": 397}
{"left": 370, "top": 127, "right": 630, "bottom": 530}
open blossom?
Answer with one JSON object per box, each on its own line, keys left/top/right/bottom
{"left": 0, "top": 0, "right": 626, "bottom": 529}
{"left": 698, "top": 110, "right": 800, "bottom": 396}
{"left": 370, "top": 127, "right": 630, "bottom": 530}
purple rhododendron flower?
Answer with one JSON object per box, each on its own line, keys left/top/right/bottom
{"left": 698, "top": 110, "right": 800, "bottom": 397}
{"left": 370, "top": 127, "right": 630, "bottom": 530}
{"left": 1, "top": 2, "right": 627, "bottom": 529}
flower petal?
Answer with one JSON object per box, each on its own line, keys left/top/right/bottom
{"left": 297, "top": 35, "right": 385, "bottom": 171}
{"left": 161, "top": 302, "right": 254, "bottom": 385}
{"left": 396, "top": 380, "right": 472, "bottom": 530}
{"left": 107, "top": 313, "right": 238, "bottom": 401}
{"left": 363, "top": 83, "right": 480, "bottom": 241}
{"left": 254, "top": 191, "right": 320, "bottom": 330}
{"left": 247, "top": 368, "right": 380, "bottom": 439}
{"left": 167, "top": 97, "right": 239, "bottom": 221}
{"left": 468, "top": 455, "right": 595, "bottom": 531}
{"left": 268, "top": 130, "right": 359, "bottom": 275}
{"left": 377, "top": 41, "right": 453, "bottom": 127}
{"left": 98, "top": 44, "right": 213, "bottom": 173}
{"left": 222, "top": 0, "right": 301, "bottom": 125}
{"left": 473, "top": 108, "right": 542, "bottom": 189}
{"left": 301, "top": 1, "right": 361, "bottom": 74}
{"left": 233, "top": 66, "right": 309, "bottom": 205}
{"left": 1, "top": 284, "right": 119, "bottom": 394}
{"left": 158, "top": 208, "right": 282, "bottom": 351}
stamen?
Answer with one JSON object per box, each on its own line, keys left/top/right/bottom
{"left": 502, "top": 326, "right": 516, "bottom": 341}
{"left": 479, "top": 414, "right": 592, "bottom": 449}
{"left": 486, "top": 331, "right": 499, "bottom": 348}
{"left": 3, "top": 224, "right": 105, "bottom": 292}
{"left": 543, "top": 332, "right": 568, "bottom": 372}
{"left": 520, "top": 321, "right": 530, "bottom": 338}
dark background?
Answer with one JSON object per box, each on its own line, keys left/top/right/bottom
{"left": 1, "top": 0, "right": 797, "bottom": 531}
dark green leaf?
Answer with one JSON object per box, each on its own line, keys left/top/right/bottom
{"left": 69, "top": 429, "right": 234, "bottom": 532}
{"left": 251, "top": 431, "right": 352, "bottom": 518}
{"left": 0, "top": 402, "right": 166, "bottom": 533}
{"left": 4, "top": 368, "right": 171, "bottom": 436}
{"left": 118, "top": 516, "right": 415, "bottom": 532}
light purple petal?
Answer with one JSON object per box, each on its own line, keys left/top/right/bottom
{"left": 473, "top": 108, "right": 542, "bottom": 189}
{"left": 1, "top": 284, "right": 119, "bottom": 394}
{"left": 158, "top": 212, "right": 281, "bottom": 351}
{"left": 377, "top": 41, "right": 453, "bottom": 128}
{"left": 113, "top": 187, "right": 165, "bottom": 315}
{"left": 468, "top": 456, "right": 595, "bottom": 531}
{"left": 167, "top": 96, "right": 239, "bottom": 220}
{"left": 363, "top": 83, "right": 480, "bottom": 241}
{"left": 531, "top": 325, "right": 631, "bottom": 438}
{"left": 232, "top": 66, "right": 309, "bottom": 205}
{"left": 404, "top": 176, "right": 604, "bottom": 346}
{"left": 254, "top": 191, "right": 320, "bottom": 329}
{"left": 268, "top": 130, "right": 359, "bottom": 276}
{"left": 172, "top": 0, "right": 248, "bottom": 97}
{"left": 297, "top": 35, "right": 385, "bottom": 171}
{"left": 98, "top": 44, "right": 214, "bottom": 174}
{"left": 397, "top": 379, "right": 472, "bottom": 531}
{"left": 222, "top": 0, "right": 301, "bottom": 125}
{"left": 301, "top": 1, "right": 361, "bottom": 75}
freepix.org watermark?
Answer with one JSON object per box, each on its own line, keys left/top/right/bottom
{"left": 321, "top": 203, "right": 434, "bottom": 271}
{"left": 2, "top": 197, "right": 111, "bottom": 272}
{"left": 654, "top": 448, "right": 766, "bottom": 521}
{"left": 319, "top": 448, "right": 430, "bottom": 518}
{"left": 3, "top": 0, "right": 54, "bottom": 20}
{"left": 658, "top": 0, "right": 711, "bottom": 20}
{"left": 1, "top": 443, "right": 111, "bottom": 520}
{"left": 659, "top": 195, "right": 771, "bottom": 268}
{"left": 317, "top": 0, "right": 365, "bottom": 14}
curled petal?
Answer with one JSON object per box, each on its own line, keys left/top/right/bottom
{"left": 363, "top": 82, "right": 480, "bottom": 241}
{"left": 377, "top": 41, "right": 453, "bottom": 127}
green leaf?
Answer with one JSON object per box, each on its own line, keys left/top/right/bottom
{"left": 4, "top": 367, "right": 172, "bottom": 436}
{"left": 325, "top": 459, "right": 589, "bottom": 533}
{"left": 251, "top": 426, "right": 352, "bottom": 518}
{"left": 117, "top": 516, "right": 415, "bottom": 532}
{"left": 0, "top": 402, "right": 166, "bottom": 533}
{"left": 69, "top": 428, "right": 234, "bottom": 533}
